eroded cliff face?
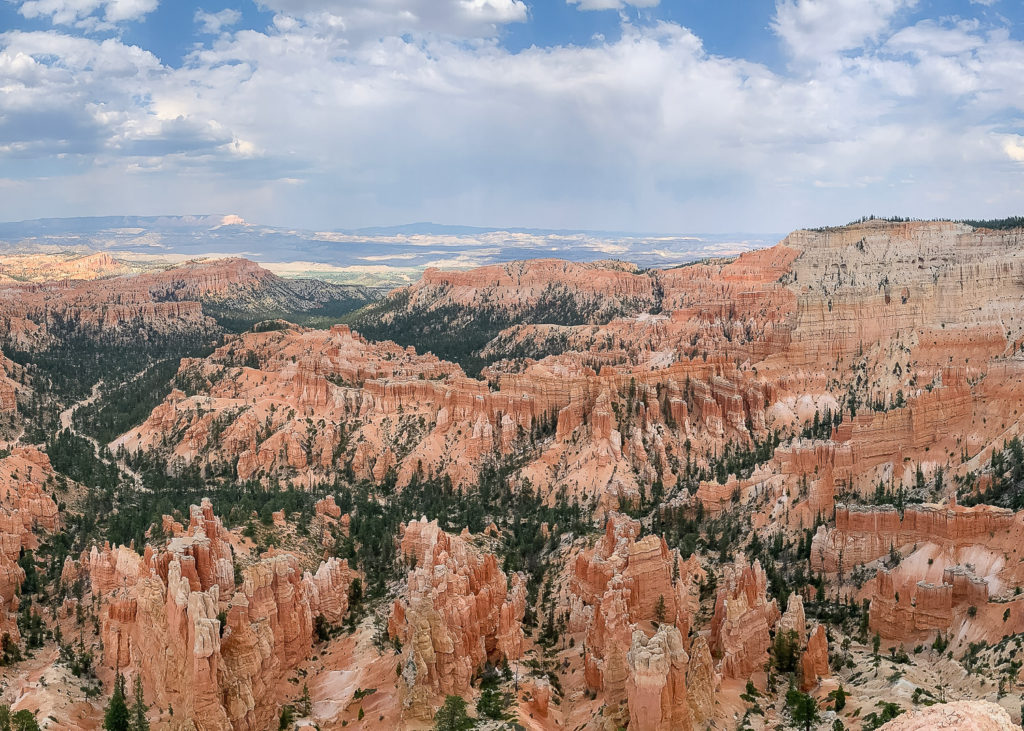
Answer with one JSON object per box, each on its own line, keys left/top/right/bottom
{"left": 567, "top": 513, "right": 713, "bottom": 729}
{"left": 0, "top": 256, "right": 370, "bottom": 349}
{"left": 117, "top": 319, "right": 779, "bottom": 514}
{"left": 709, "top": 559, "right": 780, "bottom": 679}
{"left": 12, "top": 220, "right": 1024, "bottom": 728}
{"left": 73, "top": 499, "right": 355, "bottom": 731}
{"left": 388, "top": 518, "right": 526, "bottom": 721}
{"left": 0, "top": 447, "right": 62, "bottom": 639}
{"left": 108, "top": 222, "right": 1024, "bottom": 524}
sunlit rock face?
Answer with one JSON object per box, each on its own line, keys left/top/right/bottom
{"left": 72, "top": 499, "right": 355, "bottom": 731}
{"left": 710, "top": 559, "right": 779, "bottom": 680}
{"left": 388, "top": 518, "right": 526, "bottom": 721}
{"left": 567, "top": 513, "right": 713, "bottom": 728}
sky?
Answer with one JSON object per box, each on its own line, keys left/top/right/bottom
{"left": 1, "top": 0, "right": 1024, "bottom": 233}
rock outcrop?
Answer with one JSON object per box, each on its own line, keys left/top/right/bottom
{"left": 627, "top": 625, "right": 691, "bottom": 731}
{"left": 811, "top": 501, "right": 1016, "bottom": 575}
{"left": 710, "top": 560, "right": 780, "bottom": 679}
{"left": 569, "top": 513, "right": 712, "bottom": 728}
{"left": 876, "top": 701, "right": 1017, "bottom": 730}
{"left": 79, "top": 499, "right": 355, "bottom": 731}
{"left": 800, "top": 625, "right": 829, "bottom": 691}
{"left": 388, "top": 518, "right": 526, "bottom": 721}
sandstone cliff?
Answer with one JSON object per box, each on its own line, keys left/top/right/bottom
{"left": 77, "top": 499, "right": 355, "bottom": 731}
{"left": 388, "top": 518, "right": 526, "bottom": 721}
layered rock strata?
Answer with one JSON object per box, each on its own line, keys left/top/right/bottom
{"left": 388, "top": 518, "right": 527, "bottom": 721}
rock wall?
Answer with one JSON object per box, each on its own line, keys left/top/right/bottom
{"left": 81, "top": 499, "right": 354, "bottom": 731}
{"left": 569, "top": 513, "right": 713, "bottom": 728}
{"left": 810, "top": 500, "right": 1016, "bottom": 574}
{"left": 709, "top": 559, "right": 780, "bottom": 679}
{"left": 388, "top": 518, "right": 526, "bottom": 721}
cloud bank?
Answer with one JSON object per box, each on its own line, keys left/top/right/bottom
{"left": 0, "top": 0, "right": 1022, "bottom": 232}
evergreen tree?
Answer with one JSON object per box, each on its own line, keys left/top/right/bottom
{"left": 786, "top": 687, "right": 819, "bottom": 731}
{"left": 773, "top": 629, "right": 800, "bottom": 673}
{"left": 654, "top": 595, "right": 667, "bottom": 624}
{"left": 104, "top": 674, "right": 130, "bottom": 731}
{"left": 130, "top": 674, "right": 149, "bottom": 731}
{"left": 434, "top": 695, "right": 474, "bottom": 731}
{"left": 10, "top": 711, "right": 39, "bottom": 731}
{"left": 829, "top": 684, "right": 847, "bottom": 712}
{"left": 298, "top": 684, "right": 312, "bottom": 717}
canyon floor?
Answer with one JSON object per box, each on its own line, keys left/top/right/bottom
{"left": 0, "top": 218, "right": 1020, "bottom": 729}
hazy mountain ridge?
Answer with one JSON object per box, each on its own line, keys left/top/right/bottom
{"left": 0, "top": 215, "right": 782, "bottom": 278}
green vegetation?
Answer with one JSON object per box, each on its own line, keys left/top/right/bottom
{"left": 961, "top": 216, "right": 1024, "bottom": 230}
{"left": 350, "top": 284, "right": 647, "bottom": 376}
{"left": 0, "top": 706, "right": 41, "bottom": 731}
{"left": 773, "top": 629, "right": 801, "bottom": 673}
{"left": 73, "top": 358, "right": 186, "bottom": 443}
{"left": 960, "top": 436, "right": 1024, "bottom": 509}
{"left": 203, "top": 295, "right": 374, "bottom": 333}
{"left": 786, "top": 687, "right": 819, "bottom": 731}
{"left": 433, "top": 695, "right": 474, "bottom": 731}
{"left": 103, "top": 674, "right": 130, "bottom": 731}
{"left": 332, "top": 458, "right": 591, "bottom": 600}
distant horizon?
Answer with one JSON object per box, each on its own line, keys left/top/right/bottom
{"left": 0, "top": 212, "right": 786, "bottom": 239}
{"left": 2, "top": 0, "right": 1023, "bottom": 233}
{"left": 5, "top": 211, "right": 1022, "bottom": 239}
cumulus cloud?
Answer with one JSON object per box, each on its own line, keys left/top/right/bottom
{"left": 254, "top": 0, "right": 527, "bottom": 39}
{"left": 567, "top": 0, "right": 659, "bottom": 10}
{"left": 17, "top": 0, "right": 158, "bottom": 27}
{"left": 773, "top": 0, "right": 918, "bottom": 60}
{"left": 194, "top": 8, "right": 241, "bottom": 34}
{"left": 1, "top": 7, "right": 1024, "bottom": 231}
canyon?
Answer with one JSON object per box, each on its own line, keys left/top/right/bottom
{"left": 0, "top": 220, "right": 1020, "bottom": 728}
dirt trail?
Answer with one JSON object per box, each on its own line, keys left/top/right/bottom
{"left": 58, "top": 380, "right": 145, "bottom": 490}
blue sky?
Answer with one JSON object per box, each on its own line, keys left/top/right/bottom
{"left": 1, "top": 0, "right": 1024, "bottom": 233}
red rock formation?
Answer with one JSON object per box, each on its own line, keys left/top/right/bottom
{"left": 685, "top": 636, "right": 717, "bottom": 726}
{"left": 81, "top": 500, "right": 354, "bottom": 731}
{"left": 800, "top": 625, "right": 829, "bottom": 691}
{"left": 627, "top": 625, "right": 691, "bottom": 731}
{"left": 0, "top": 447, "right": 63, "bottom": 637}
{"left": 570, "top": 513, "right": 694, "bottom": 630}
{"left": 526, "top": 676, "right": 551, "bottom": 717}
{"left": 302, "top": 557, "right": 354, "bottom": 625}
{"left": 569, "top": 514, "right": 710, "bottom": 726}
{"left": 869, "top": 569, "right": 953, "bottom": 641}
{"left": 389, "top": 518, "right": 526, "bottom": 720}
{"left": 810, "top": 501, "right": 1016, "bottom": 574}
{"left": 710, "top": 560, "right": 780, "bottom": 679}
{"left": 0, "top": 252, "right": 129, "bottom": 282}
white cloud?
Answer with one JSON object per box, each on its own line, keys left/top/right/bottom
{"left": 195, "top": 8, "right": 241, "bottom": 35}
{"left": 773, "top": 0, "right": 918, "bottom": 61}
{"left": 1, "top": 10, "right": 1024, "bottom": 232}
{"left": 254, "top": 0, "right": 527, "bottom": 39}
{"left": 567, "top": 0, "right": 659, "bottom": 10}
{"left": 17, "top": 0, "right": 158, "bottom": 27}
{"left": 1000, "top": 134, "right": 1024, "bottom": 163}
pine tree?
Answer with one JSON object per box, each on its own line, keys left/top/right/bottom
{"left": 130, "top": 674, "right": 149, "bottom": 731}
{"left": 104, "top": 674, "right": 130, "bottom": 731}
{"left": 654, "top": 595, "right": 667, "bottom": 624}
{"left": 298, "top": 683, "right": 312, "bottom": 717}
{"left": 434, "top": 695, "right": 473, "bottom": 731}
{"left": 10, "top": 710, "right": 40, "bottom": 731}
